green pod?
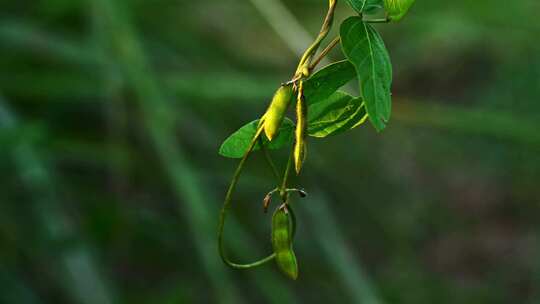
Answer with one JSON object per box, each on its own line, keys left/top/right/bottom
{"left": 294, "top": 92, "right": 307, "bottom": 174}
{"left": 383, "top": 0, "right": 416, "bottom": 22}
{"left": 264, "top": 85, "right": 293, "bottom": 141}
{"left": 271, "top": 205, "right": 298, "bottom": 280}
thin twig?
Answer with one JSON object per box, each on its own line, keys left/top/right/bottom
{"left": 309, "top": 36, "right": 341, "bottom": 70}
{"left": 295, "top": 0, "right": 337, "bottom": 76}
{"left": 260, "top": 138, "right": 282, "bottom": 183}
{"left": 364, "top": 18, "right": 390, "bottom": 23}
{"left": 279, "top": 145, "right": 295, "bottom": 202}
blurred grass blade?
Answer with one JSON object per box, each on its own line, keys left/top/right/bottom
{"left": 301, "top": 193, "right": 385, "bottom": 304}
{"left": 0, "top": 20, "right": 100, "bottom": 65}
{"left": 0, "top": 267, "right": 42, "bottom": 304}
{"left": 88, "top": 1, "right": 247, "bottom": 303}
{"left": 394, "top": 100, "right": 540, "bottom": 148}
{"left": 0, "top": 96, "right": 116, "bottom": 304}
{"left": 90, "top": 1, "right": 300, "bottom": 301}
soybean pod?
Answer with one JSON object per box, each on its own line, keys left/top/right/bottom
{"left": 263, "top": 85, "right": 294, "bottom": 141}
{"left": 271, "top": 204, "right": 298, "bottom": 280}
{"left": 294, "top": 83, "right": 307, "bottom": 174}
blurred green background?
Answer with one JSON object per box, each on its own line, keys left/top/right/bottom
{"left": 1, "top": 0, "right": 539, "bottom": 303}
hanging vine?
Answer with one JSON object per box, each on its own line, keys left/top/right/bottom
{"left": 217, "top": 0, "right": 416, "bottom": 279}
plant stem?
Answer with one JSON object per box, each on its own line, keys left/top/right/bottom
{"left": 309, "top": 36, "right": 341, "bottom": 70}
{"left": 218, "top": 126, "right": 278, "bottom": 269}
{"left": 365, "top": 18, "right": 390, "bottom": 23}
{"left": 261, "top": 139, "right": 281, "bottom": 183}
{"left": 279, "top": 145, "right": 295, "bottom": 201}
{"left": 294, "top": 0, "right": 337, "bottom": 76}
{"left": 219, "top": 0, "right": 338, "bottom": 270}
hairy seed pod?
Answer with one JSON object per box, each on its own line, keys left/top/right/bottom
{"left": 294, "top": 89, "right": 307, "bottom": 174}
{"left": 271, "top": 205, "right": 298, "bottom": 280}
{"left": 264, "top": 85, "right": 293, "bottom": 141}
{"left": 383, "top": 0, "right": 416, "bottom": 21}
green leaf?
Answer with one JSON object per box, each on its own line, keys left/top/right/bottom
{"left": 219, "top": 118, "right": 294, "bottom": 158}
{"left": 303, "top": 60, "right": 356, "bottom": 106}
{"left": 308, "top": 91, "right": 367, "bottom": 138}
{"left": 383, "top": 0, "right": 416, "bottom": 21}
{"left": 340, "top": 17, "right": 392, "bottom": 132}
{"left": 345, "top": 0, "right": 383, "bottom": 14}
{"left": 364, "top": 0, "right": 384, "bottom": 15}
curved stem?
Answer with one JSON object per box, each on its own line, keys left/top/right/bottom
{"left": 279, "top": 145, "right": 295, "bottom": 201}
{"left": 225, "top": 253, "right": 277, "bottom": 269}
{"left": 261, "top": 140, "right": 281, "bottom": 183}
{"left": 294, "top": 0, "right": 337, "bottom": 76}
{"left": 219, "top": 0, "right": 337, "bottom": 271}
{"left": 218, "top": 125, "right": 276, "bottom": 269}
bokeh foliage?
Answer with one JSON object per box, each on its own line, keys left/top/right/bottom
{"left": 1, "top": 0, "right": 539, "bottom": 303}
